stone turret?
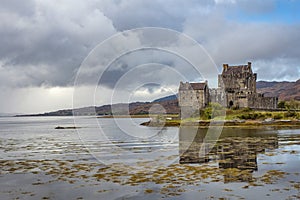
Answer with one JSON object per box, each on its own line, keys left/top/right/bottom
{"left": 223, "top": 64, "right": 229, "bottom": 72}
{"left": 178, "top": 62, "right": 278, "bottom": 118}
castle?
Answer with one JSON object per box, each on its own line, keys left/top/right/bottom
{"left": 178, "top": 62, "right": 278, "bottom": 118}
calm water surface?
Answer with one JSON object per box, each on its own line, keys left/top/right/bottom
{"left": 0, "top": 117, "right": 300, "bottom": 199}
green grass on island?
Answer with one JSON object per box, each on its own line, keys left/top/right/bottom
{"left": 142, "top": 101, "right": 300, "bottom": 127}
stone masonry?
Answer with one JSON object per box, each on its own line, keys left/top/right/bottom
{"left": 178, "top": 62, "right": 278, "bottom": 118}
{"left": 178, "top": 81, "right": 209, "bottom": 118}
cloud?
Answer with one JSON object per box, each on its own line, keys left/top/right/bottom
{"left": 253, "top": 58, "right": 300, "bottom": 81}
{"left": 3, "top": 0, "right": 298, "bottom": 89}
{"left": 183, "top": 6, "right": 300, "bottom": 81}
{"left": 236, "top": 0, "right": 275, "bottom": 14}
{"left": 0, "top": 0, "right": 116, "bottom": 88}
{"left": 1, "top": 0, "right": 300, "bottom": 113}
{"left": 98, "top": 49, "right": 201, "bottom": 89}
{"left": 97, "top": 0, "right": 215, "bottom": 31}
{"left": 0, "top": 86, "right": 74, "bottom": 113}
{"left": 0, "top": 0, "right": 36, "bottom": 17}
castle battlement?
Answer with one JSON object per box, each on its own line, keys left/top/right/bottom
{"left": 178, "top": 62, "right": 278, "bottom": 118}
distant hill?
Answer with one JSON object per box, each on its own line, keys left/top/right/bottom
{"left": 0, "top": 113, "right": 23, "bottom": 117}
{"left": 257, "top": 79, "right": 300, "bottom": 101}
{"left": 16, "top": 96, "right": 179, "bottom": 117}
{"left": 16, "top": 80, "right": 299, "bottom": 117}
{"left": 152, "top": 94, "right": 177, "bottom": 103}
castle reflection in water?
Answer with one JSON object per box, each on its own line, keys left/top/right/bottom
{"left": 179, "top": 126, "right": 279, "bottom": 182}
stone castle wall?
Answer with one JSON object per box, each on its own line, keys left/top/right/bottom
{"left": 179, "top": 82, "right": 209, "bottom": 109}
{"left": 178, "top": 62, "right": 278, "bottom": 116}
{"left": 179, "top": 82, "right": 209, "bottom": 118}
{"left": 179, "top": 90, "right": 206, "bottom": 109}
{"left": 209, "top": 88, "right": 226, "bottom": 107}
{"left": 248, "top": 94, "right": 278, "bottom": 110}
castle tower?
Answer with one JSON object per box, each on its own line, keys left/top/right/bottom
{"left": 178, "top": 81, "right": 209, "bottom": 119}
{"left": 178, "top": 62, "right": 278, "bottom": 117}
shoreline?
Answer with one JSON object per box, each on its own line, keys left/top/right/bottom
{"left": 140, "top": 119, "right": 300, "bottom": 128}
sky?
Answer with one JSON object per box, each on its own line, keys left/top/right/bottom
{"left": 0, "top": 0, "right": 300, "bottom": 113}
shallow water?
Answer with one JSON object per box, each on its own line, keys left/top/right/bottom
{"left": 0, "top": 117, "right": 300, "bottom": 199}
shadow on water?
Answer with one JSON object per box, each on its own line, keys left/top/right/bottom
{"left": 179, "top": 126, "right": 279, "bottom": 183}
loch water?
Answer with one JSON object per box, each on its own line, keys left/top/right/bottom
{"left": 1, "top": 116, "right": 300, "bottom": 199}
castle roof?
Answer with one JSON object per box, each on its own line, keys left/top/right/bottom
{"left": 179, "top": 82, "right": 207, "bottom": 90}
{"left": 190, "top": 83, "right": 206, "bottom": 90}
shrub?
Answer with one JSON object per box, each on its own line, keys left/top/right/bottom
{"left": 266, "top": 113, "right": 272, "bottom": 117}
{"left": 273, "top": 113, "right": 283, "bottom": 119}
{"left": 284, "top": 111, "right": 297, "bottom": 118}
{"left": 226, "top": 110, "right": 234, "bottom": 115}
{"left": 238, "top": 114, "right": 248, "bottom": 120}
{"left": 252, "top": 113, "right": 259, "bottom": 119}
{"left": 288, "top": 100, "right": 300, "bottom": 110}
{"left": 238, "top": 112, "right": 269, "bottom": 120}
{"left": 238, "top": 113, "right": 252, "bottom": 120}
{"left": 201, "top": 108, "right": 212, "bottom": 120}
{"left": 232, "top": 105, "right": 239, "bottom": 110}
{"left": 242, "top": 107, "right": 252, "bottom": 112}
{"left": 200, "top": 102, "right": 225, "bottom": 120}
{"left": 278, "top": 101, "right": 286, "bottom": 109}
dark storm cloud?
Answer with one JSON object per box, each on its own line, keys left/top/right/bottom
{"left": 96, "top": 0, "right": 300, "bottom": 82}
{"left": 98, "top": 0, "right": 215, "bottom": 31}
{"left": 0, "top": 0, "right": 116, "bottom": 88}
{"left": 3, "top": 0, "right": 298, "bottom": 89}
{"left": 1, "top": 0, "right": 300, "bottom": 113}
{"left": 96, "top": 49, "right": 201, "bottom": 90}
{"left": 137, "top": 83, "right": 161, "bottom": 94}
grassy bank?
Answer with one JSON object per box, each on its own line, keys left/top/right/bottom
{"left": 141, "top": 109, "right": 300, "bottom": 128}
{"left": 141, "top": 119, "right": 300, "bottom": 128}
{"left": 223, "top": 109, "right": 300, "bottom": 121}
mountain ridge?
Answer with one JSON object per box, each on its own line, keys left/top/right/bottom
{"left": 16, "top": 79, "right": 299, "bottom": 117}
{"left": 256, "top": 79, "right": 300, "bottom": 101}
